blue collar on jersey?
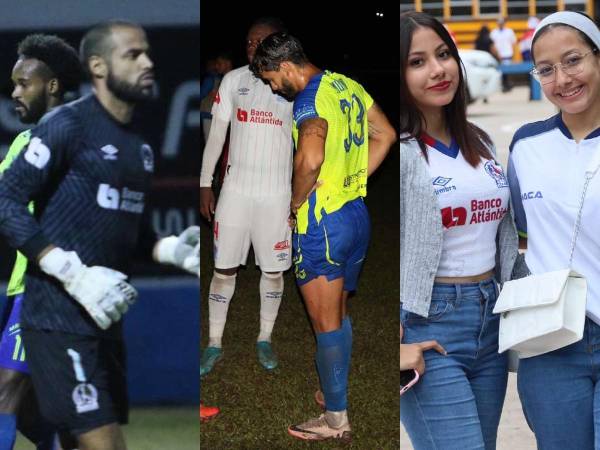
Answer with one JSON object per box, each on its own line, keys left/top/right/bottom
{"left": 555, "top": 114, "right": 600, "bottom": 140}
{"left": 420, "top": 133, "right": 459, "bottom": 158}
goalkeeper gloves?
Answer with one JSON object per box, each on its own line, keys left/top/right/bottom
{"left": 39, "top": 247, "right": 137, "bottom": 330}
{"left": 154, "top": 225, "right": 200, "bottom": 277}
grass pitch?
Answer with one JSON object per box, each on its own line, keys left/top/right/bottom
{"left": 15, "top": 407, "right": 198, "bottom": 449}
{"left": 200, "top": 150, "right": 399, "bottom": 449}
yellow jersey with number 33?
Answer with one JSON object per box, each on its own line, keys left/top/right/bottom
{"left": 292, "top": 71, "right": 373, "bottom": 234}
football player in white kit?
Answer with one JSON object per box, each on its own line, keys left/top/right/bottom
{"left": 200, "top": 17, "right": 293, "bottom": 375}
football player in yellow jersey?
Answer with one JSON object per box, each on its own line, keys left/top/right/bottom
{"left": 251, "top": 33, "right": 396, "bottom": 442}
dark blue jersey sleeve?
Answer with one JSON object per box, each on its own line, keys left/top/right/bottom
{"left": 293, "top": 73, "right": 323, "bottom": 128}
{"left": 507, "top": 150, "right": 527, "bottom": 237}
{"left": 0, "top": 106, "right": 80, "bottom": 259}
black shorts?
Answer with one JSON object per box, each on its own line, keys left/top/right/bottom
{"left": 22, "top": 328, "right": 128, "bottom": 435}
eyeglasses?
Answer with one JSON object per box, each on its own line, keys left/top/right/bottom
{"left": 531, "top": 50, "right": 598, "bottom": 84}
{"left": 400, "top": 369, "right": 420, "bottom": 396}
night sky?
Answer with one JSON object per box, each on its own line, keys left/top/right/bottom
{"left": 200, "top": 1, "right": 399, "bottom": 122}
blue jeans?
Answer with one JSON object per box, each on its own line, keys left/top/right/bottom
{"left": 517, "top": 317, "right": 600, "bottom": 450}
{"left": 401, "top": 279, "right": 508, "bottom": 450}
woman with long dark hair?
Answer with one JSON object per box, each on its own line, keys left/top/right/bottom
{"left": 400, "top": 11, "right": 522, "bottom": 449}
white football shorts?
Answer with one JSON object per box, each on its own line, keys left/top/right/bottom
{"left": 213, "top": 189, "right": 292, "bottom": 271}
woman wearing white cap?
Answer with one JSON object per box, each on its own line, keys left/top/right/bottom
{"left": 508, "top": 10, "right": 600, "bottom": 448}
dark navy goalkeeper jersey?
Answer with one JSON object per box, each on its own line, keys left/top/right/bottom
{"left": 0, "top": 94, "right": 153, "bottom": 338}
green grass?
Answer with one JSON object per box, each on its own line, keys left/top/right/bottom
{"left": 200, "top": 150, "right": 400, "bottom": 449}
{"left": 14, "top": 150, "right": 400, "bottom": 449}
{"left": 15, "top": 407, "right": 198, "bottom": 449}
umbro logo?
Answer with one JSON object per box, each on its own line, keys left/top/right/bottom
{"left": 100, "top": 145, "right": 119, "bottom": 160}
{"left": 238, "top": 87, "right": 250, "bottom": 95}
{"left": 432, "top": 176, "right": 452, "bottom": 186}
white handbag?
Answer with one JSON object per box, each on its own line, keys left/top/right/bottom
{"left": 493, "top": 269, "right": 586, "bottom": 358}
{"left": 493, "top": 152, "right": 600, "bottom": 359}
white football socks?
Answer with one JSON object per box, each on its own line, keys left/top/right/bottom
{"left": 257, "top": 272, "right": 283, "bottom": 343}
{"left": 325, "top": 410, "right": 349, "bottom": 428}
{"left": 207, "top": 271, "right": 236, "bottom": 348}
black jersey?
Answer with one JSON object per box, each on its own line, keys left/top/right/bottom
{"left": 0, "top": 94, "right": 153, "bottom": 338}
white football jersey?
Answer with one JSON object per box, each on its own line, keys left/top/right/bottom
{"left": 509, "top": 114, "right": 600, "bottom": 324}
{"left": 423, "top": 134, "right": 510, "bottom": 277}
{"left": 211, "top": 65, "right": 293, "bottom": 196}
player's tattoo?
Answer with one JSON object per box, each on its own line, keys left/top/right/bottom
{"left": 368, "top": 122, "right": 382, "bottom": 137}
{"left": 299, "top": 118, "right": 328, "bottom": 140}
{"left": 367, "top": 103, "right": 384, "bottom": 138}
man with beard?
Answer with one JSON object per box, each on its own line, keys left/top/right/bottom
{"left": 251, "top": 33, "right": 396, "bottom": 441}
{"left": 199, "top": 17, "right": 293, "bottom": 376}
{"left": 0, "top": 33, "right": 81, "bottom": 450}
{"left": 0, "top": 21, "right": 198, "bottom": 450}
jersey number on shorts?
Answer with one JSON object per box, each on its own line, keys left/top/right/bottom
{"left": 12, "top": 335, "right": 25, "bottom": 362}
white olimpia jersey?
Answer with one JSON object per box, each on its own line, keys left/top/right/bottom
{"left": 422, "top": 134, "right": 510, "bottom": 277}
{"left": 509, "top": 114, "right": 600, "bottom": 324}
{"left": 208, "top": 65, "right": 293, "bottom": 197}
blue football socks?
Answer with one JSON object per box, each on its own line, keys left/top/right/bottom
{"left": 342, "top": 316, "right": 353, "bottom": 361}
{"left": 316, "top": 323, "right": 351, "bottom": 412}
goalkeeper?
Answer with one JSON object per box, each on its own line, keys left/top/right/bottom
{"left": 0, "top": 20, "right": 198, "bottom": 450}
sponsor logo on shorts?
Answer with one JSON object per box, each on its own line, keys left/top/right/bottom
{"left": 276, "top": 252, "right": 288, "bottom": 262}
{"left": 72, "top": 383, "right": 99, "bottom": 414}
{"left": 274, "top": 240, "right": 290, "bottom": 251}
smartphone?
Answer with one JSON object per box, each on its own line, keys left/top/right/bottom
{"left": 400, "top": 369, "right": 419, "bottom": 395}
